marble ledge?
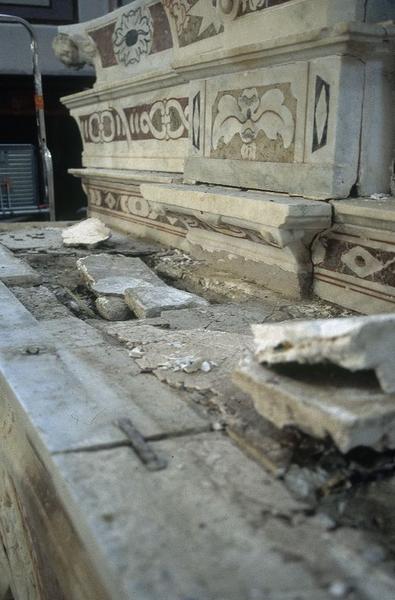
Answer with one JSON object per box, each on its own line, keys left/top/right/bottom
{"left": 331, "top": 197, "right": 395, "bottom": 231}
{"left": 140, "top": 183, "right": 332, "bottom": 234}
{"left": 60, "top": 68, "right": 183, "bottom": 109}
{"left": 171, "top": 22, "right": 395, "bottom": 78}
{"left": 69, "top": 168, "right": 183, "bottom": 186}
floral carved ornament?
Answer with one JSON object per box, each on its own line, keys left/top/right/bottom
{"left": 113, "top": 7, "right": 153, "bottom": 66}
{"left": 212, "top": 87, "right": 295, "bottom": 160}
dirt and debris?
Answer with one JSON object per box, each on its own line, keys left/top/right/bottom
{"left": 6, "top": 222, "right": 395, "bottom": 569}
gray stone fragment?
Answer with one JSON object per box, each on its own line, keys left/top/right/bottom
{"left": 233, "top": 352, "right": 395, "bottom": 452}
{"left": 253, "top": 314, "right": 395, "bottom": 394}
{"left": 62, "top": 218, "right": 111, "bottom": 247}
{"left": 0, "top": 243, "right": 42, "bottom": 285}
{"left": 124, "top": 282, "right": 207, "bottom": 318}
{"left": 77, "top": 254, "right": 163, "bottom": 296}
{"left": 95, "top": 296, "right": 131, "bottom": 321}
{"left": 77, "top": 253, "right": 207, "bottom": 317}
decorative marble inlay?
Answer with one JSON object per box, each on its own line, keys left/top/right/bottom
{"left": 217, "top": 0, "right": 294, "bottom": 19}
{"left": 123, "top": 97, "right": 189, "bottom": 141}
{"left": 163, "top": 0, "right": 223, "bottom": 47}
{"left": 312, "top": 76, "right": 330, "bottom": 152}
{"left": 88, "top": 2, "right": 171, "bottom": 69}
{"left": 88, "top": 23, "right": 118, "bottom": 68}
{"left": 79, "top": 109, "right": 127, "bottom": 144}
{"left": 88, "top": 184, "right": 269, "bottom": 245}
{"left": 192, "top": 91, "right": 201, "bottom": 150}
{"left": 315, "top": 237, "right": 395, "bottom": 287}
{"left": 211, "top": 84, "right": 296, "bottom": 162}
{"left": 341, "top": 246, "right": 387, "bottom": 279}
{"left": 113, "top": 7, "right": 153, "bottom": 66}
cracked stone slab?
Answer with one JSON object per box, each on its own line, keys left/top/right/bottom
{"left": 77, "top": 254, "right": 164, "bottom": 296}
{"left": 252, "top": 314, "right": 395, "bottom": 394}
{"left": 77, "top": 254, "right": 207, "bottom": 317}
{"left": 136, "top": 302, "right": 278, "bottom": 334}
{"left": 233, "top": 352, "right": 395, "bottom": 453}
{"left": 0, "top": 243, "right": 42, "bottom": 286}
{"left": 124, "top": 283, "right": 207, "bottom": 318}
{"left": 0, "top": 283, "right": 208, "bottom": 455}
{"left": 62, "top": 218, "right": 111, "bottom": 247}
{"left": 52, "top": 435, "right": 315, "bottom": 600}
{"left": 101, "top": 322, "right": 252, "bottom": 395}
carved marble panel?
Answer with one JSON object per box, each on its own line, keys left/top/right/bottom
{"left": 210, "top": 83, "right": 297, "bottom": 163}
{"left": 68, "top": 83, "right": 190, "bottom": 172}
{"left": 206, "top": 65, "right": 306, "bottom": 164}
{"left": 123, "top": 97, "right": 189, "bottom": 141}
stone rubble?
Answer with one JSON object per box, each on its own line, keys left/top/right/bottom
{"left": 252, "top": 314, "right": 395, "bottom": 394}
{"left": 233, "top": 351, "right": 395, "bottom": 453}
{"left": 62, "top": 218, "right": 111, "bottom": 248}
{"left": 95, "top": 296, "right": 132, "bottom": 321}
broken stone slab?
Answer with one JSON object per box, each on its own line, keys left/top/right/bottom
{"left": 233, "top": 352, "right": 395, "bottom": 453}
{"left": 62, "top": 218, "right": 111, "bottom": 247}
{"left": 100, "top": 322, "right": 252, "bottom": 396}
{"left": 77, "top": 254, "right": 208, "bottom": 317}
{"left": 252, "top": 314, "right": 395, "bottom": 394}
{"left": 77, "top": 254, "right": 164, "bottom": 296}
{"left": 95, "top": 296, "right": 132, "bottom": 321}
{"left": 124, "top": 283, "right": 207, "bottom": 318}
{"left": 0, "top": 243, "right": 42, "bottom": 286}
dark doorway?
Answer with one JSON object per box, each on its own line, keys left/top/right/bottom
{"left": 0, "top": 74, "right": 94, "bottom": 220}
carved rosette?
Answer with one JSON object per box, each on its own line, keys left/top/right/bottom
{"left": 112, "top": 7, "right": 153, "bottom": 66}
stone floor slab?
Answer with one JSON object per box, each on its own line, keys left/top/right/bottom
{"left": 53, "top": 435, "right": 321, "bottom": 600}
{"left": 100, "top": 322, "right": 253, "bottom": 396}
{"left": 0, "top": 225, "right": 159, "bottom": 257}
{"left": 0, "top": 286, "right": 208, "bottom": 453}
{"left": 0, "top": 243, "right": 42, "bottom": 286}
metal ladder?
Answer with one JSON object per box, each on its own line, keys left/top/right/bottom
{"left": 0, "top": 13, "right": 55, "bottom": 221}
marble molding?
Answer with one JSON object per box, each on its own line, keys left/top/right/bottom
{"left": 70, "top": 169, "right": 331, "bottom": 297}
{"left": 57, "top": 0, "right": 395, "bottom": 298}
{"left": 58, "top": 2, "right": 395, "bottom": 196}
{"left": 313, "top": 197, "right": 395, "bottom": 314}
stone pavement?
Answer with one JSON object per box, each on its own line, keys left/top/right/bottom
{"left": 1, "top": 223, "right": 395, "bottom": 600}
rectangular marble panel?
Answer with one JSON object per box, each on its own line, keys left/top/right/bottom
{"left": 204, "top": 63, "right": 307, "bottom": 165}
{"left": 184, "top": 55, "right": 369, "bottom": 199}
{"left": 69, "top": 83, "right": 190, "bottom": 173}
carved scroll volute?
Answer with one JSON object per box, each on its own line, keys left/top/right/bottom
{"left": 217, "top": 0, "right": 241, "bottom": 21}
